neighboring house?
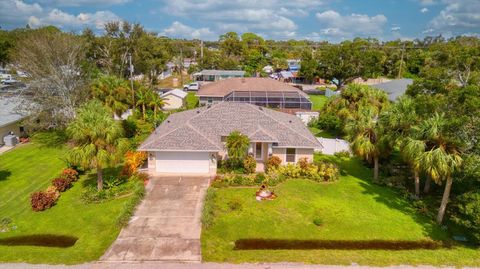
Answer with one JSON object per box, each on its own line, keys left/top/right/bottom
{"left": 197, "top": 77, "right": 312, "bottom": 110}
{"left": 193, "top": 70, "right": 245, "bottom": 82}
{"left": 372, "top": 78, "right": 413, "bottom": 102}
{"left": 0, "top": 98, "right": 26, "bottom": 145}
{"left": 138, "top": 102, "right": 321, "bottom": 175}
{"left": 287, "top": 59, "right": 301, "bottom": 71}
{"left": 161, "top": 89, "right": 188, "bottom": 110}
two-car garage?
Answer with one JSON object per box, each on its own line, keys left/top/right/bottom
{"left": 154, "top": 151, "right": 214, "bottom": 174}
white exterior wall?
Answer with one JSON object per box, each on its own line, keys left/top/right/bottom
{"left": 162, "top": 95, "right": 185, "bottom": 110}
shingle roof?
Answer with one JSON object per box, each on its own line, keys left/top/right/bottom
{"left": 139, "top": 102, "right": 321, "bottom": 151}
{"left": 161, "top": 89, "right": 188, "bottom": 99}
{"left": 0, "top": 97, "right": 25, "bottom": 128}
{"left": 372, "top": 78, "right": 413, "bottom": 102}
{"left": 197, "top": 77, "right": 308, "bottom": 97}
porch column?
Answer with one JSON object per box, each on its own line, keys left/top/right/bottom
{"left": 248, "top": 143, "right": 254, "bottom": 156}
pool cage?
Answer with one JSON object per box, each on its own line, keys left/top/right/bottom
{"left": 223, "top": 91, "right": 312, "bottom": 110}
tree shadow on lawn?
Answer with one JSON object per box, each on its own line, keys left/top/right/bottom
{"left": 329, "top": 156, "right": 447, "bottom": 241}
{"left": 0, "top": 170, "right": 12, "bottom": 182}
{"left": 80, "top": 166, "right": 123, "bottom": 188}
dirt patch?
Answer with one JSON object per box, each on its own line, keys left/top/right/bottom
{"left": 234, "top": 239, "right": 447, "bottom": 250}
{"left": 0, "top": 234, "right": 78, "bottom": 248}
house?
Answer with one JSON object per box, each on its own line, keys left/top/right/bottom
{"left": 138, "top": 102, "right": 321, "bottom": 175}
{"left": 197, "top": 77, "right": 312, "bottom": 110}
{"left": 372, "top": 78, "right": 413, "bottom": 102}
{"left": 193, "top": 70, "right": 245, "bottom": 82}
{"left": 0, "top": 97, "right": 26, "bottom": 145}
{"left": 161, "top": 89, "right": 188, "bottom": 110}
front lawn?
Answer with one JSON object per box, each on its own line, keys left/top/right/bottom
{"left": 309, "top": 94, "right": 328, "bottom": 111}
{"left": 0, "top": 143, "right": 140, "bottom": 264}
{"left": 201, "top": 155, "right": 480, "bottom": 266}
{"left": 186, "top": 92, "right": 199, "bottom": 109}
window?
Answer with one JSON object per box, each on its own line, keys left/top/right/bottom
{"left": 286, "top": 148, "right": 296, "bottom": 163}
{"left": 19, "top": 126, "right": 25, "bottom": 132}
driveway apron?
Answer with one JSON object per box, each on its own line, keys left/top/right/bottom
{"left": 101, "top": 176, "right": 210, "bottom": 262}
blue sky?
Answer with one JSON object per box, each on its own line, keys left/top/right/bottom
{"left": 1, "top": 0, "right": 479, "bottom": 41}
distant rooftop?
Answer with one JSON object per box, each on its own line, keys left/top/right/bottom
{"left": 0, "top": 97, "right": 25, "bottom": 128}
{"left": 372, "top": 78, "right": 413, "bottom": 102}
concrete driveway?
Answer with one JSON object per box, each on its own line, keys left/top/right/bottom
{"left": 101, "top": 175, "right": 210, "bottom": 263}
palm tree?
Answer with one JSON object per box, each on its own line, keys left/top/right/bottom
{"left": 381, "top": 97, "right": 424, "bottom": 197}
{"left": 225, "top": 131, "right": 250, "bottom": 167}
{"left": 136, "top": 86, "right": 149, "bottom": 119}
{"left": 345, "top": 105, "right": 387, "bottom": 183}
{"left": 415, "top": 113, "right": 463, "bottom": 223}
{"left": 91, "top": 75, "right": 131, "bottom": 117}
{"left": 67, "top": 100, "right": 126, "bottom": 191}
{"left": 148, "top": 90, "right": 165, "bottom": 118}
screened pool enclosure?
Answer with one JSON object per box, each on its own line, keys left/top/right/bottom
{"left": 223, "top": 91, "right": 312, "bottom": 110}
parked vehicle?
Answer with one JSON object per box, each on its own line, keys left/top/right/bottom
{"left": 1, "top": 78, "right": 19, "bottom": 85}
{"left": 183, "top": 82, "right": 200, "bottom": 91}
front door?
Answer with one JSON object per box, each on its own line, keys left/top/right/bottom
{"left": 255, "top": 142, "right": 263, "bottom": 160}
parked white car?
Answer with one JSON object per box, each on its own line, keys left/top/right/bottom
{"left": 183, "top": 82, "right": 200, "bottom": 91}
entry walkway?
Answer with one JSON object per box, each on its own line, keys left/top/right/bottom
{"left": 101, "top": 176, "right": 210, "bottom": 262}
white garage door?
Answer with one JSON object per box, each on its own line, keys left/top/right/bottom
{"left": 156, "top": 151, "right": 210, "bottom": 174}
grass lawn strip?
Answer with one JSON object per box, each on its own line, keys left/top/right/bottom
{"left": 0, "top": 143, "right": 141, "bottom": 264}
{"left": 201, "top": 155, "right": 480, "bottom": 266}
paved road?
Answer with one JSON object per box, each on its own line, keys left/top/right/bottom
{"left": 0, "top": 263, "right": 466, "bottom": 269}
{"left": 100, "top": 175, "right": 209, "bottom": 262}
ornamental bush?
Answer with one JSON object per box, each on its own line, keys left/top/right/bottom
{"left": 451, "top": 192, "right": 480, "bottom": 243}
{"left": 31, "top": 190, "right": 58, "bottom": 211}
{"left": 297, "top": 157, "right": 310, "bottom": 170}
{"left": 243, "top": 155, "right": 257, "bottom": 174}
{"left": 265, "top": 156, "right": 282, "bottom": 172}
{"left": 52, "top": 178, "right": 71, "bottom": 192}
{"left": 122, "top": 151, "right": 148, "bottom": 176}
{"left": 61, "top": 168, "right": 79, "bottom": 182}
{"left": 277, "top": 163, "right": 302, "bottom": 178}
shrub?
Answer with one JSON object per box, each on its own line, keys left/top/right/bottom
{"left": 227, "top": 198, "right": 242, "bottom": 211}
{"left": 451, "top": 192, "right": 480, "bottom": 243}
{"left": 255, "top": 173, "right": 266, "bottom": 184}
{"left": 46, "top": 186, "right": 60, "bottom": 200}
{"left": 31, "top": 191, "right": 58, "bottom": 211}
{"left": 277, "top": 163, "right": 302, "bottom": 178}
{"left": 61, "top": 168, "right": 79, "bottom": 182}
{"left": 52, "top": 178, "right": 71, "bottom": 192}
{"left": 334, "top": 150, "right": 351, "bottom": 158}
{"left": 313, "top": 217, "right": 323, "bottom": 226}
{"left": 297, "top": 157, "right": 310, "bottom": 171}
{"left": 122, "top": 151, "right": 148, "bottom": 176}
{"left": 316, "top": 162, "right": 340, "bottom": 182}
{"left": 265, "top": 156, "right": 282, "bottom": 172}
{"left": 243, "top": 155, "right": 257, "bottom": 174}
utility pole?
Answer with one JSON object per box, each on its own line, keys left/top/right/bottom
{"left": 200, "top": 40, "right": 204, "bottom": 66}
{"left": 128, "top": 53, "right": 135, "bottom": 109}
{"left": 398, "top": 43, "right": 406, "bottom": 79}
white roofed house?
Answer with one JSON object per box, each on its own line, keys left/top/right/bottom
{"left": 161, "top": 89, "right": 188, "bottom": 110}
{"left": 0, "top": 97, "right": 27, "bottom": 146}
{"left": 138, "top": 102, "right": 321, "bottom": 175}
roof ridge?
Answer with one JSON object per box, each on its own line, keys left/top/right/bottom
{"left": 254, "top": 104, "right": 320, "bottom": 146}
{"left": 185, "top": 118, "right": 221, "bottom": 150}
{"left": 250, "top": 125, "right": 276, "bottom": 140}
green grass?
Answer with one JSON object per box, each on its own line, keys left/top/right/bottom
{"left": 309, "top": 95, "right": 328, "bottom": 111}
{"left": 186, "top": 92, "right": 199, "bottom": 109}
{"left": 0, "top": 143, "right": 139, "bottom": 264}
{"left": 309, "top": 126, "right": 338, "bottom": 139}
{"left": 201, "top": 155, "right": 480, "bottom": 266}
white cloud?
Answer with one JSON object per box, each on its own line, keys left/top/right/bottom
{"left": 420, "top": 7, "right": 429, "bottom": 13}
{"left": 159, "top": 0, "right": 324, "bottom": 39}
{"left": 314, "top": 10, "right": 387, "bottom": 40}
{"left": 391, "top": 26, "right": 401, "bottom": 32}
{"left": 160, "top": 21, "right": 216, "bottom": 40}
{"left": 36, "top": 0, "right": 130, "bottom": 7}
{"left": 28, "top": 9, "right": 121, "bottom": 30}
{"left": 418, "top": 0, "right": 436, "bottom": 5}
{"left": 0, "top": 0, "right": 43, "bottom": 27}
{"left": 428, "top": 0, "right": 480, "bottom": 36}
{"left": 0, "top": 0, "right": 122, "bottom": 31}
